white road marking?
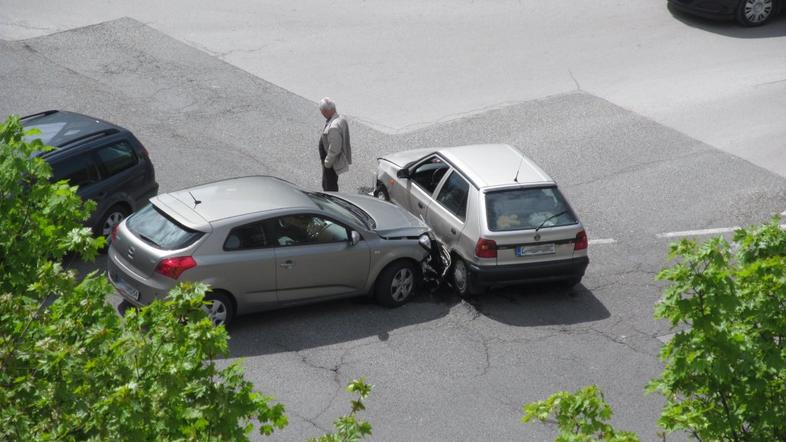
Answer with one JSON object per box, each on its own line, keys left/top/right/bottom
{"left": 781, "top": 210, "right": 786, "bottom": 217}
{"left": 656, "top": 227, "right": 740, "bottom": 238}
{"left": 657, "top": 224, "right": 786, "bottom": 239}
{"left": 589, "top": 238, "right": 616, "bottom": 245}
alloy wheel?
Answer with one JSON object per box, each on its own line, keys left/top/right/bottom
{"left": 203, "top": 299, "right": 228, "bottom": 326}
{"left": 390, "top": 267, "right": 414, "bottom": 302}
{"left": 101, "top": 211, "right": 126, "bottom": 237}
{"left": 743, "top": 0, "right": 773, "bottom": 23}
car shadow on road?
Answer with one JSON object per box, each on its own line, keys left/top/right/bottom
{"left": 224, "top": 282, "right": 609, "bottom": 359}
{"left": 667, "top": 3, "right": 786, "bottom": 38}
{"left": 462, "top": 283, "right": 610, "bottom": 327}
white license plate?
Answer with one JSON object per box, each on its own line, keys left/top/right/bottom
{"left": 516, "top": 243, "right": 556, "bottom": 256}
{"left": 113, "top": 272, "right": 140, "bottom": 301}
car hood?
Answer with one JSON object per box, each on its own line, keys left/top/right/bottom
{"left": 378, "top": 147, "right": 435, "bottom": 168}
{"left": 333, "top": 193, "right": 430, "bottom": 238}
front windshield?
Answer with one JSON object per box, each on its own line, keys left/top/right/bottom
{"left": 306, "top": 192, "right": 375, "bottom": 230}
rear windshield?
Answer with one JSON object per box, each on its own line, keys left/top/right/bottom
{"left": 126, "top": 204, "right": 203, "bottom": 250}
{"left": 485, "top": 187, "right": 577, "bottom": 231}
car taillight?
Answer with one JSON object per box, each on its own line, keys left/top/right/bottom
{"left": 111, "top": 224, "right": 120, "bottom": 242}
{"left": 155, "top": 256, "right": 197, "bottom": 279}
{"left": 574, "top": 230, "right": 588, "bottom": 251}
{"left": 139, "top": 143, "right": 150, "bottom": 157}
{"left": 475, "top": 238, "right": 497, "bottom": 258}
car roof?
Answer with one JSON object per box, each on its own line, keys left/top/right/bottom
{"left": 437, "top": 144, "right": 554, "bottom": 189}
{"left": 21, "top": 110, "right": 125, "bottom": 149}
{"left": 154, "top": 176, "right": 318, "bottom": 227}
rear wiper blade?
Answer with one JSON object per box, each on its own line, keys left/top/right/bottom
{"left": 137, "top": 233, "right": 160, "bottom": 247}
{"left": 535, "top": 210, "right": 567, "bottom": 233}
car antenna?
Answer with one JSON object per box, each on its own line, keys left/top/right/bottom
{"left": 188, "top": 191, "right": 201, "bottom": 208}
{"left": 513, "top": 158, "right": 524, "bottom": 183}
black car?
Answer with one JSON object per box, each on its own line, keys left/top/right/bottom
{"left": 668, "top": 0, "right": 782, "bottom": 26}
{"left": 22, "top": 110, "right": 159, "bottom": 241}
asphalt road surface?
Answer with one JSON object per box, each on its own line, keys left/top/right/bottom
{"left": 1, "top": 8, "right": 785, "bottom": 442}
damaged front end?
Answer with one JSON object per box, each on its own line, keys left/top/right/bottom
{"left": 420, "top": 236, "right": 451, "bottom": 293}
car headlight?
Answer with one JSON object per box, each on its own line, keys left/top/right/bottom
{"left": 418, "top": 233, "right": 432, "bottom": 251}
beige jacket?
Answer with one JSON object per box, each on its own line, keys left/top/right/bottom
{"left": 321, "top": 114, "right": 352, "bottom": 175}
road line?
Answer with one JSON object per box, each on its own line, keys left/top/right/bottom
{"left": 657, "top": 224, "right": 786, "bottom": 239}
{"left": 656, "top": 227, "right": 740, "bottom": 238}
{"left": 781, "top": 210, "right": 786, "bottom": 217}
{"left": 589, "top": 238, "right": 616, "bottom": 245}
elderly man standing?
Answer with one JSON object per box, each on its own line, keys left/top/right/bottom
{"left": 318, "top": 97, "right": 352, "bottom": 192}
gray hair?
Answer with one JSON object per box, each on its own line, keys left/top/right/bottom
{"left": 318, "top": 97, "right": 336, "bottom": 111}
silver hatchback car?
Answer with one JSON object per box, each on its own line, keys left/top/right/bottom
{"left": 374, "top": 144, "right": 588, "bottom": 296}
{"left": 108, "top": 176, "right": 433, "bottom": 326}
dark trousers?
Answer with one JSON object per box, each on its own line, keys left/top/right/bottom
{"left": 322, "top": 166, "right": 338, "bottom": 192}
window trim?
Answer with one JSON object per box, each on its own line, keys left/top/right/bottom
{"left": 409, "top": 155, "right": 452, "bottom": 197}
{"left": 434, "top": 169, "right": 471, "bottom": 223}
{"left": 93, "top": 139, "right": 139, "bottom": 179}
{"left": 50, "top": 150, "right": 102, "bottom": 188}
{"left": 222, "top": 220, "right": 274, "bottom": 252}
{"left": 266, "top": 213, "right": 354, "bottom": 248}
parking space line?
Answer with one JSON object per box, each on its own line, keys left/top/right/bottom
{"left": 656, "top": 227, "right": 740, "bottom": 238}
{"left": 589, "top": 238, "right": 616, "bottom": 245}
{"left": 657, "top": 224, "right": 786, "bottom": 239}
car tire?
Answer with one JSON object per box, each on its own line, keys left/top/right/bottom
{"left": 451, "top": 257, "right": 482, "bottom": 298}
{"left": 373, "top": 183, "right": 390, "bottom": 201}
{"left": 736, "top": 0, "right": 776, "bottom": 26}
{"left": 96, "top": 204, "right": 130, "bottom": 249}
{"left": 375, "top": 261, "right": 417, "bottom": 307}
{"left": 203, "top": 292, "right": 235, "bottom": 328}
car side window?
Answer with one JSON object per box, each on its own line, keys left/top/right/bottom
{"left": 411, "top": 156, "right": 449, "bottom": 195}
{"left": 51, "top": 153, "right": 101, "bottom": 188}
{"left": 95, "top": 141, "right": 138, "bottom": 177}
{"left": 224, "top": 222, "right": 269, "bottom": 251}
{"left": 436, "top": 171, "right": 470, "bottom": 221}
{"left": 269, "top": 215, "right": 349, "bottom": 246}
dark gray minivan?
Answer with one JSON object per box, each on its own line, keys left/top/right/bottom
{"left": 22, "top": 110, "right": 159, "bottom": 239}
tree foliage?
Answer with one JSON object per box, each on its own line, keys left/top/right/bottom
{"left": 523, "top": 219, "right": 786, "bottom": 441}
{"left": 522, "top": 385, "right": 639, "bottom": 442}
{"left": 0, "top": 115, "right": 287, "bottom": 440}
{"left": 310, "top": 378, "right": 373, "bottom": 442}
{"left": 648, "top": 219, "right": 786, "bottom": 441}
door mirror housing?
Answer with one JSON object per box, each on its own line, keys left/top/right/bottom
{"left": 396, "top": 168, "right": 411, "bottom": 179}
{"left": 350, "top": 230, "right": 361, "bottom": 246}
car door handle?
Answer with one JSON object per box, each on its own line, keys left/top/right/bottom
{"left": 417, "top": 202, "right": 424, "bottom": 209}
{"left": 450, "top": 228, "right": 457, "bottom": 235}
{"left": 279, "top": 260, "right": 294, "bottom": 269}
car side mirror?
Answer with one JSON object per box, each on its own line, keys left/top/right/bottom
{"left": 350, "top": 231, "right": 361, "bottom": 246}
{"left": 397, "top": 168, "right": 411, "bottom": 179}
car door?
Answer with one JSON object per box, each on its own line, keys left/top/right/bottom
{"left": 427, "top": 170, "right": 471, "bottom": 252}
{"left": 217, "top": 220, "right": 278, "bottom": 310}
{"left": 268, "top": 214, "right": 370, "bottom": 303}
{"left": 50, "top": 150, "right": 103, "bottom": 221}
{"left": 404, "top": 155, "right": 450, "bottom": 220}
{"left": 91, "top": 136, "right": 148, "bottom": 208}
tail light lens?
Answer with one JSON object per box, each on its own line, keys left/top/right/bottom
{"left": 475, "top": 238, "right": 497, "bottom": 258}
{"left": 111, "top": 224, "right": 120, "bottom": 242}
{"left": 155, "top": 256, "right": 197, "bottom": 279}
{"left": 574, "top": 230, "right": 588, "bottom": 251}
{"left": 139, "top": 143, "right": 150, "bottom": 157}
